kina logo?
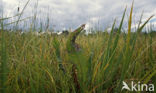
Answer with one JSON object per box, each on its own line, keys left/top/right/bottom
{"left": 121, "top": 81, "right": 154, "bottom": 92}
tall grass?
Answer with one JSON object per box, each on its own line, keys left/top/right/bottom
{"left": 0, "top": 2, "right": 156, "bottom": 93}
{"left": 0, "top": 17, "right": 8, "bottom": 93}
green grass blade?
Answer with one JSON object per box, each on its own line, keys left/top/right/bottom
{"left": 0, "top": 18, "right": 7, "bottom": 93}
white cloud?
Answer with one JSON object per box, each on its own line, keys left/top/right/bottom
{"left": 1, "top": 0, "right": 156, "bottom": 31}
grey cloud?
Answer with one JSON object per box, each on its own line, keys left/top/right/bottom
{"left": 2, "top": 0, "right": 156, "bottom": 31}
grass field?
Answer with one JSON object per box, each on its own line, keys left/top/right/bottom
{"left": 0, "top": 2, "right": 156, "bottom": 93}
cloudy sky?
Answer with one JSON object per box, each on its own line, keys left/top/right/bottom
{"left": 1, "top": 0, "right": 156, "bottom": 31}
